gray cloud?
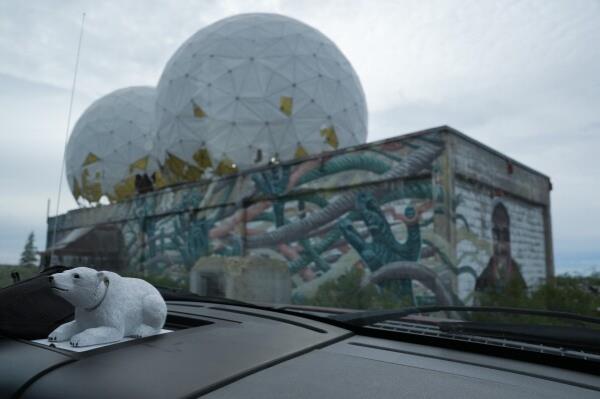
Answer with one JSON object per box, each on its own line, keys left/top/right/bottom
{"left": 1, "top": 0, "right": 599, "bottom": 271}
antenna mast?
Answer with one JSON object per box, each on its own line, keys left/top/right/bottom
{"left": 49, "top": 12, "right": 86, "bottom": 264}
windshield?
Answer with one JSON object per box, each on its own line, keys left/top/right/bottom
{"left": 2, "top": 2, "right": 599, "bottom": 355}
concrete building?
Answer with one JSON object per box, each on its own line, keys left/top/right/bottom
{"left": 44, "top": 126, "right": 553, "bottom": 305}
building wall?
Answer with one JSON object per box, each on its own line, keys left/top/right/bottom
{"left": 447, "top": 130, "right": 552, "bottom": 302}
{"left": 46, "top": 127, "right": 552, "bottom": 308}
{"left": 449, "top": 129, "right": 551, "bottom": 206}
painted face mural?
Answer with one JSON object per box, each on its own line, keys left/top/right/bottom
{"left": 475, "top": 202, "right": 527, "bottom": 295}
{"left": 492, "top": 204, "right": 511, "bottom": 258}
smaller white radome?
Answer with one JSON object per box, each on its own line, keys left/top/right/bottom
{"left": 65, "top": 87, "right": 161, "bottom": 203}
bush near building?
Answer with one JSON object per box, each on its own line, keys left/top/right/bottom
{"left": 307, "top": 268, "right": 600, "bottom": 322}
{"left": 476, "top": 273, "right": 600, "bottom": 324}
{"left": 306, "top": 268, "right": 410, "bottom": 310}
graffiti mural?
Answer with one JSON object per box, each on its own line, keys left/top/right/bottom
{"left": 46, "top": 129, "right": 550, "bottom": 308}
{"left": 475, "top": 202, "right": 527, "bottom": 294}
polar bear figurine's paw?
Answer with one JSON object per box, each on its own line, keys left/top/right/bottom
{"left": 69, "top": 327, "right": 123, "bottom": 347}
{"left": 69, "top": 334, "right": 89, "bottom": 348}
{"left": 48, "top": 329, "right": 70, "bottom": 342}
{"left": 130, "top": 324, "right": 160, "bottom": 338}
{"left": 48, "top": 321, "right": 80, "bottom": 342}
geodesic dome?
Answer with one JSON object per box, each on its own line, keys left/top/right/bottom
{"left": 155, "top": 13, "right": 368, "bottom": 182}
{"left": 65, "top": 86, "right": 161, "bottom": 204}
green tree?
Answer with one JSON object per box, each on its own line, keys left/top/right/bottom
{"left": 474, "top": 274, "right": 600, "bottom": 326}
{"left": 19, "top": 232, "right": 38, "bottom": 267}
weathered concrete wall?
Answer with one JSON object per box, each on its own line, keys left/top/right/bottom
{"left": 448, "top": 129, "right": 551, "bottom": 206}
{"left": 447, "top": 128, "right": 553, "bottom": 301}
{"left": 45, "top": 127, "right": 553, "bottom": 309}
{"left": 190, "top": 256, "right": 291, "bottom": 303}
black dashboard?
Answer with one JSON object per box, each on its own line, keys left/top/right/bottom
{"left": 1, "top": 300, "right": 599, "bottom": 398}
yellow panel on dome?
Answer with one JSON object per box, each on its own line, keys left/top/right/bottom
{"left": 72, "top": 177, "right": 82, "bottom": 200}
{"left": 320, "top": 126, "right": 339, "bottom": 149}
{"left": 152, "top": 170, "right": 167, "bottom": 189}
{"left": 81, "top": 168, "right": 102, "bottom": 203}
{"left": 192, "top": 103, "right": 206, "bottom": 118}
{"left": 193, "top": 147, "right": 213, "bottom": 168}
{"left": 184, "top": 164, "right": 203, "bottom": 181}
{"left": 129, "top": 156, "right": 149, "bottom": 173}
{"left": 294, "top": 144, "right": 308, "bottom": 159}
{"left": 164, "top": 153, "right": 187, "bottom": 179}
{"left": 165, "top": 152, "right": 203, "bottom": 182}
{"left": 215, "top": 157, "right": 238, "bottom": 176}
{"left": 82, "top": 152, "right": 100, "bottom": 166}
{"left": 113, "top": 175, "right": 136, "bottom": 202}
{"left": 279, "top": 96, "right": 293, "bottom": 116}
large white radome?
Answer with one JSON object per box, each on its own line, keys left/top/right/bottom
{"left": 66, "top": 87, "right": 159, "bottom": 203}
{"left": 155, "top": 13, "right": 368, "bottom": 180}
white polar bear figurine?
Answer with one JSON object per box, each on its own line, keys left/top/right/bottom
{"left": 48, "top": 267, "right": 167, "bottom": 347}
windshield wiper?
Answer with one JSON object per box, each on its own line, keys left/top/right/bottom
{"left": 331, "top": 306, "right": 600, "bottom": 327}
{"left": 156, "top": 286, "right": 258, "bottom": 307}
{"left": 437, "top": 322, "right": 600, "bottom": 351}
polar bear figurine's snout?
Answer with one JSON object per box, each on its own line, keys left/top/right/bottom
{"left": 48, "top": 267, "right": 167, "bottom": 347}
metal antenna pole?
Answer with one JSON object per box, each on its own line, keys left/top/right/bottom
{"left": 49, "top": 12, "right": 86, "bottom": 265}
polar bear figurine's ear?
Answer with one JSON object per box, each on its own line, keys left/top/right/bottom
{"left": 97, "top": 271, "right": 109, "bottom": 286}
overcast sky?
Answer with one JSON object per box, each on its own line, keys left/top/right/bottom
{"left": 0, "top": 0, "right": 599, "bottom": 273}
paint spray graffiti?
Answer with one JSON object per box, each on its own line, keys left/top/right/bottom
{"left": 47, "top": 130, "right": 544, "bottom": 308}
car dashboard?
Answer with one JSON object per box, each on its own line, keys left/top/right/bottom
{"left": 1, "top": 300, "right": 599, "bottom": 398}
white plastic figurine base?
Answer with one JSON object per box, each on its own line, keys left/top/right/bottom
{"left": 47, "top": 267, "right": 167, "bottom": 347}
{"left": 34, "top": 329, "right": 171, "bottom": 352}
